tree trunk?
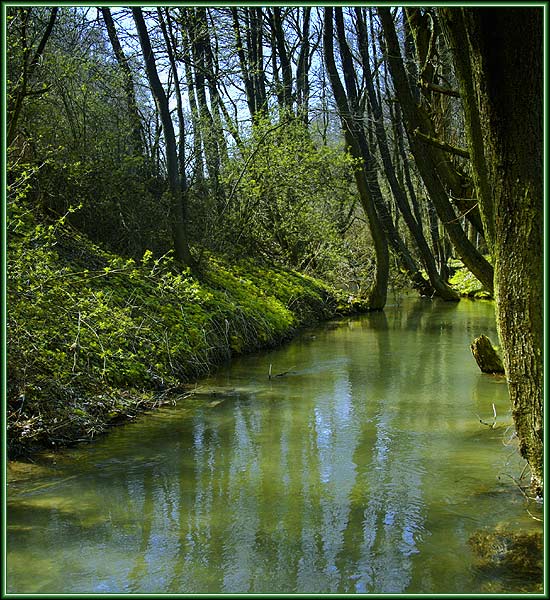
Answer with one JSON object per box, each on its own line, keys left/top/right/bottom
{"left": 8, "top": 8, "right": 58, "bottom": 148}
{"left": 188, "top": 9, "right": 221, "bottom": 193}
{"left": 439, "top": 7, "right": 543, "bottom": 495}
{"left": 355, "top": 8, "right": 458, "bottom": 301}
{"left": 101, "top": 8, "right": 144, "bottom": 158}
{"left": 334, "top": 9, "right": 432, "bottom": 297}
{"left": 132, "top": 8, "right": 194, "bottom": 268}
{"left": 296, "top": 7, "right": 311, "bottom": 124}
{"left": 157, "top": 8, "right": 186, "bottom": 188}
{"left": 271, "top": 8, "right": 293, "bottom": 114}
{"left": 378, "top": 7, "right": 494, "bottom": 295}
{"left": 231, "top": 8, "right": 257, "bottom": 119}
{"left": 470, "top": 335, "right": 504, "bottom": 374}
{"left": 405, "top": 8, "right": 484, "bottom": 238}
{"left": 200, "top": 8, "right": 229, "bottom": 166}
{"left": 324, "top": 7, "right": 388, "bottom": 310}
{"left": 179, "top": 8, "right": 204, "bottom": 184}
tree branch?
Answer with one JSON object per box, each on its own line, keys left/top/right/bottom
{"left": 413, "top": 128, "right": 470, "bottom": 158}
{"left": 420, "top": 80, "right": 460, "bottom": 97}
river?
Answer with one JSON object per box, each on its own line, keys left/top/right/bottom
{"left": 6, "top": 296, "right": 542, "bottom": 594}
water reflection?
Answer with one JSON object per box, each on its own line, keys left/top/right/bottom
{"left": 7, "top": 297, "right": 541, "bottom": 594}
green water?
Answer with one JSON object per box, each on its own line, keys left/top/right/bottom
{"left": 6, "top": 297, "right": 542, "bottom": 594}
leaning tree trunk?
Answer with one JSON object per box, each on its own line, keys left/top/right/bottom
{"left": 355, "top": 8, "right": 458, "bottom": 301}
{"left": 439, "top": 8, "right": 543, "bottom": 495}
{"left": 324, "top": 7, "right": 388, "bottom": 310}
{"left": 101, "top": 8, "right": 144, "bottom": 158}
{"left": 334, "top": 8, "right": 432, "bottom": 298}
{"left": 378, "top": 8, "right": 494, "bottom": 295}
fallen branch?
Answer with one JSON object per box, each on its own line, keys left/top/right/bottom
{"left": 470, "top": 335, "right": 505, "bottom": 373}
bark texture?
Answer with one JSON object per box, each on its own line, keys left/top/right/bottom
{"left": 470, "top": 335, "right": 504, "bottom": 374}
{"left": 440, "top": 8, "right": 543, "bottom": 494}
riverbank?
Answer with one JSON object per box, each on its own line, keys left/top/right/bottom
{"left": 7, "top": 214, "right": 368, "bottom": 458}
{"left": 448, "top": 258, "right": 492, "bottom": 298}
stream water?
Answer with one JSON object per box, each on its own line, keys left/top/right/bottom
{"left": 6, "top": 296, "right": 543, "bottom": 594}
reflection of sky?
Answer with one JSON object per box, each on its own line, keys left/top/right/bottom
{"left": 8, "top": 298, "right": 533, "bottom": 594}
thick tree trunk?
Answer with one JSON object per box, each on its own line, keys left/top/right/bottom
{"left": 440, "top": 8, "right": 543, "bottom": 495}
{"left": 231, "top": 8, "right": 256, "bottom": 118}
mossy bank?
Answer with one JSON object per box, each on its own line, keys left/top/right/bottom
{"left": 448, "top": 258, "right": 492, "bottom": 299}
{"left": 7, "top": 205, "right": 367, "bottom": 458}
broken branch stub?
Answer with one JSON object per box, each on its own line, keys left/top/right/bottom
{"left": 470, "top": 335, "right": 505, "bottom": 373}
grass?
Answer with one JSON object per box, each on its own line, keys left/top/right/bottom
{"left": 7, "top": 205, "right": 365, "bottom": 457}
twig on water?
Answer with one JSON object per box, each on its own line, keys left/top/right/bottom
{"left": 477, "top": 403, "right": 497, "bottom": 428}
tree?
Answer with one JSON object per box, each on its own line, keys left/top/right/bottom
{"left": 439, "top": 7, "right": 543, "bottom": 495}
{"left": 230, "top": 7, "right": 267, "bottom": 120}
{"left": 323, "top": 7, "right": 389, "bottom": 309}
{"left": 132, "top": 8, "right": 194, "bottom": 267}
{"left": 100, "top": 8, "right": 144, "bottom": 158}
{"left": 378, "top": 8, "right": 495, "bottom": 294}
{"left": 354, "top": 8, "right": 458, "bottom": 301}
{"left": 7, "top": 7, "right": 58, "bottom": 148}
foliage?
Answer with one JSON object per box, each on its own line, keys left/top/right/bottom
{"left": 7, "top": 7, "right": 169, "bottom": 259}
{"left": 448, "top": 259, "right": 492, "bottom": 298}
{"left": 7, "top": 184, "right": 360, "bottom": 456}
{"left": 210, "top": 117, "right": 367, "bottom": 286}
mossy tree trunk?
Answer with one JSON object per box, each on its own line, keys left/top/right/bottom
{"left": 440, "top": 8, "right": 543, "bottom": 495}
{"left": 470, "top": 335, "right": 504, "bottom": 374}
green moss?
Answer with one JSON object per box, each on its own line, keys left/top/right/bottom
{"left": 449, "top": 260, "right": 492, "bottom": 298}
{"left": 7, "top": 203, "right": 365, "bottom": 456}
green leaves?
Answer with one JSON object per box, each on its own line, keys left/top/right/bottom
{"left": 217, "top": 117, "right": 359, "bottom": 281}
{"left": 8, "top": 192, "right": 343, "bottom": 403}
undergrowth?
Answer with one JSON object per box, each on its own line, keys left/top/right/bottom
{"left": 7, "top": 194, "right": 364, "bottom": 457}
{"left": 449, "top": 258, "right": 492, "bottom": 298}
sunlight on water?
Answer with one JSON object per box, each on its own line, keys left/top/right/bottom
{"left": 7, "top": 297, "right": 542, "bottom": 594}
